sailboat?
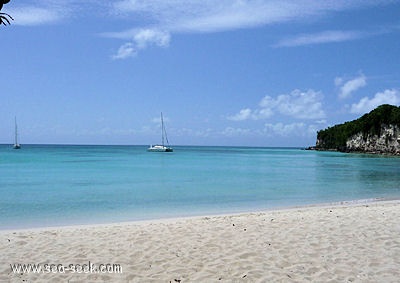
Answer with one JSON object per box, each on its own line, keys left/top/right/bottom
{"left": 148, "top": 113, "right": 173, "bottom": 152}
{"left": 13, "top": 117, "right": 21, "bottom": 149}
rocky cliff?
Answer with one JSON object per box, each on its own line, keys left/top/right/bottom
{"left": 315, "top": 104, "right": 400, "bottom": 155}
{"left": 345, "top": 124, "right": 400, "bottom": 154}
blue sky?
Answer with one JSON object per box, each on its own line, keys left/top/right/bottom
{"left": 1, "top": 0, "right": 400, "bottom": 146}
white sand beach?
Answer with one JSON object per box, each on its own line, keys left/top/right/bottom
{"left": 1, "top": 200, "right": 400, "bottom": 282}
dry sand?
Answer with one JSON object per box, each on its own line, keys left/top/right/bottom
{"left": 1, "top": 200, "right": 400, "bottom": 282}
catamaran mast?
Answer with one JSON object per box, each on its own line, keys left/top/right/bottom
{"left": 161, "top": 112, "right": 170, "bottom": 147}
{"left": 14, "top": 117, "right": 18, "bottom": 145}
{"left": 13, "top": 116, "right": 21, "bottom": 149}
{"left": 161, "top": 112, "right": 165, "bottom": 147}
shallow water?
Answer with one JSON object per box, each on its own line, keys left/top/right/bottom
{"left": 1, "top": 145, "right": 399, "bottom": 229}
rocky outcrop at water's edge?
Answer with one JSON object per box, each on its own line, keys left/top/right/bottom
{"left": 312, "top": 104, "right": 400, "bottom": 155}
{"left": 344, "top": 124, "right": 400, "bottom": 154}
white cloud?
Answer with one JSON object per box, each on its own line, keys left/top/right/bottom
{"left": 227, "top": 107, "right": 274, "bottom": 121}
{"left": 107, "top": 0, "right": 397, "bottom": 56}
{"left": 112, "top": 43, "right": 136, "bottom": 60}
{"left": 133, "top": 29, "right": 170, "bottom": 48}
{"left": 9, "top": 6, "right": 64, "bottom": 25}
{"left": 193, "top": 128, "right": 213, "bottom": 138}
{"left": 336, "top": 74, "right": 367, "bottom": 99}
{"left": 9, "top": 1, "right": 397, "bottom": 55}
{"left": 113, "top": 0, "right": 300, "bottom": 32}
{"left": 227, "top": 109, "right": 253, "bottom": 121}
{"left": 175, "top": 127, "right": 214, "bottom": 138}
{"left": 107, "top": 28, "right": 170, "bottom": 59}
{"left": 219, "top": 122, "right": 322, "bottom": 139}
{"left": 263, "top": 122, "right": 306, "bottom": 137}
{"left": 275, "top": 26, "right": 396, "bottom": 48}
{"left": 107, "top": 28, "right": 170, "bottom": 48}
{"left": 350, "top": 89, "right": 400, "bottom": 114}
{"left": 275, "top": 89, "right": 325, "bottom": 119}
{"left": 274, "top": 30, "right": 366, "bottom": 47}
{"left": 221, "top": 127, "right": 251, "bottom": 137}
{"left": 229, "top": 89, "right": 325, "bottom": 121}
{"left": 263, "top": 122, "right": 326, "bottom": 137}
{"left": 112, "top": 1, "right": 392, "bottom": 33}
{"left": 9, "top": 1, "right": 395, "bottom": 30}
{"left": 7, "top": 1, "right": 108, "bottom": 26}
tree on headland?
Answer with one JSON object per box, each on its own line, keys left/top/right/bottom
{"left": 0, "top": 0, "right": 13, "bottom": 26}
{"left": 316, "top": 104, "right": 400, "bottom": 151}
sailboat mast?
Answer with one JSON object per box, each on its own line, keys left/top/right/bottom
{"left": 161, "top": 112, "right": 165, "bottom": 147}
{"left": 14, "top": 117, "right": 18, "bottom": 145}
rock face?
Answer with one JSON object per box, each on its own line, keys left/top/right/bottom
{"left": 345, "top": 124, "right": 400, "bottom": 154}
{"left": 315, "top": 104, "right": 400, "bottom": 155}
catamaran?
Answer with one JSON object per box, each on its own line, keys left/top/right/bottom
{"left": 148, "top": 113, "right": 173, "bottom": 152}
{"left": 13, "top": 117, "right": 21, "bottom": 149}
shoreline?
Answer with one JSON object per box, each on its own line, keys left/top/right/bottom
{"left": 0, "top": 196, "right": 395, "bottom": 233}
{"left": 306, "top": 146, "right": 400, "bottom": 156}
{"left": 1, "top": 198, "right": 399, "bottom": 282}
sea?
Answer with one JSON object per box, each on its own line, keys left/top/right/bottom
{"left": 1, "top": 144, "right": 400, "bottom": 229}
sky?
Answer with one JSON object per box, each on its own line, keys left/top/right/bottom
{"left": 1, "top": 0, "right": 400, "bottom": 147}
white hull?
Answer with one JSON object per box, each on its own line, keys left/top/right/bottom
{"left": 148, "top": 112, "right": 173, "bottom": 152}
{"left": 147, "top": 145, "right": 173, "bottom": 152}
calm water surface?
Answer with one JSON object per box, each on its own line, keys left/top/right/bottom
{"left": 1, "top": 145, "right": 399, "bottom": 229}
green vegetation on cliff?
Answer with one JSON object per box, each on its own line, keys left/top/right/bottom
{"left": 316, "top": 104, "right": 400, "bottom": 150}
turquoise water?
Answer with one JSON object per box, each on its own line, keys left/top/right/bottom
{"left": 1, "top": 145, "right": 400, "bottom": 229}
